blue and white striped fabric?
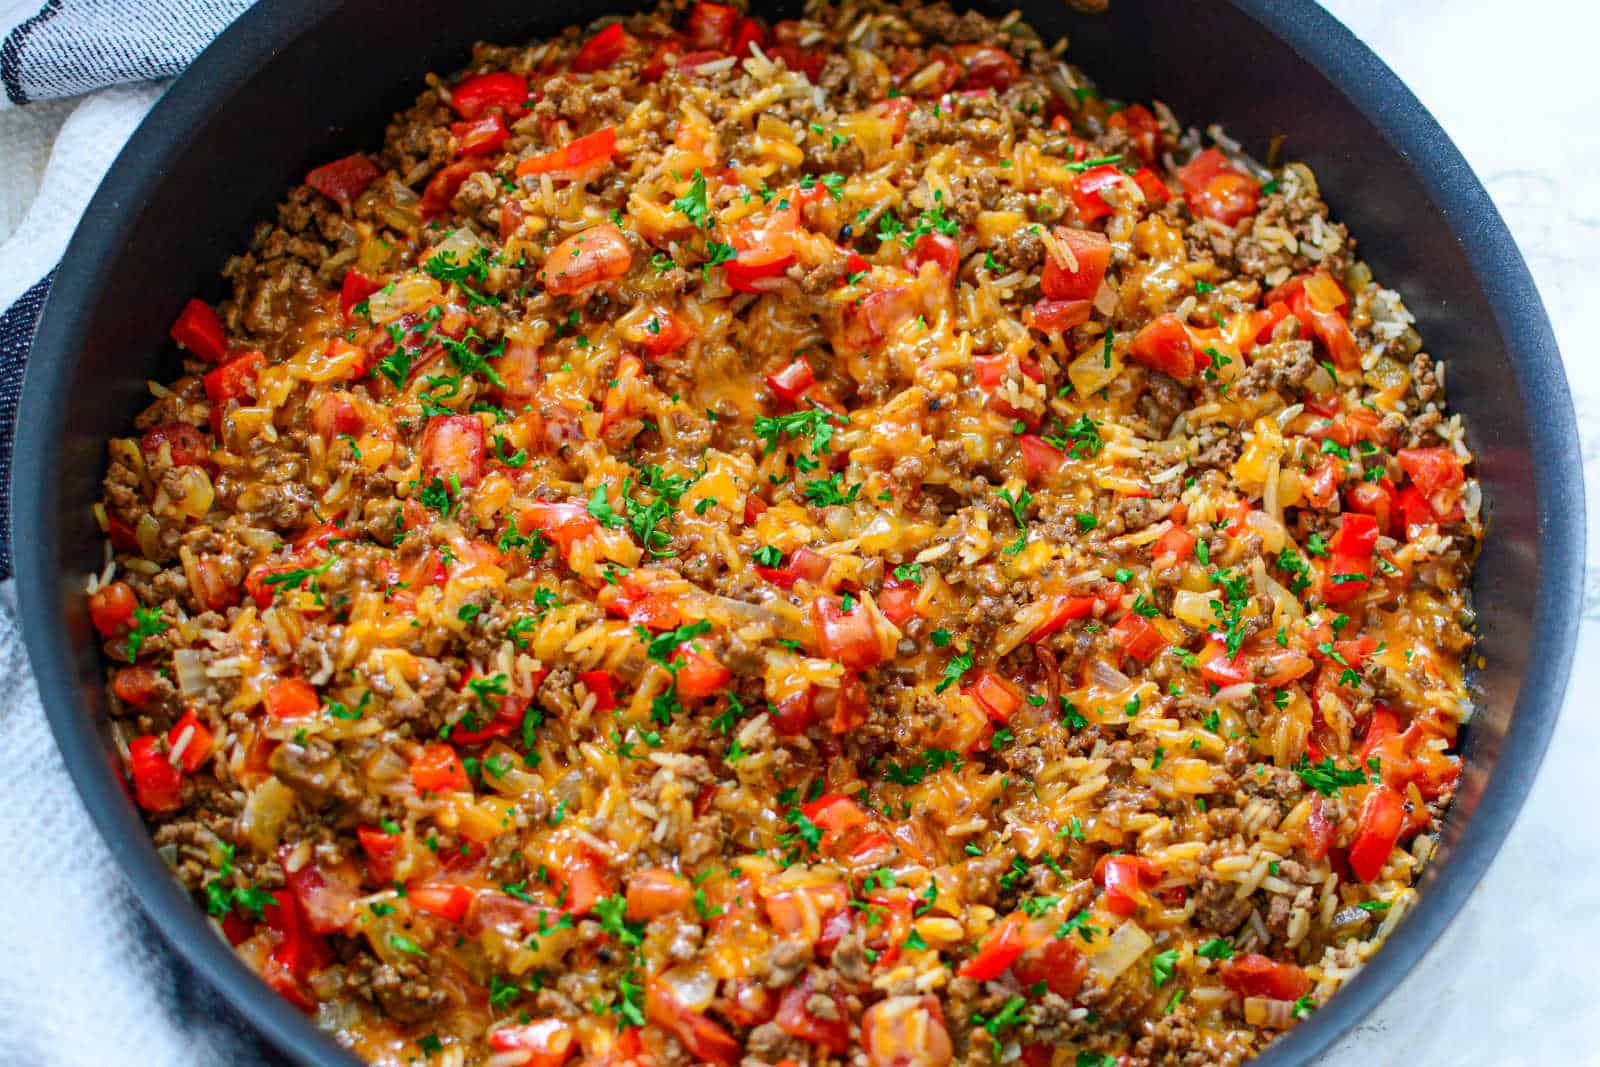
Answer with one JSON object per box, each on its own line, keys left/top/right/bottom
{"left": 0, "top": 5, "right": 282, "bottom": 1064}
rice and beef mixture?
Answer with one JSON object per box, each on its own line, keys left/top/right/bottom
{"left": 85, "top": 2, "right": 1481, "bottom": 1064}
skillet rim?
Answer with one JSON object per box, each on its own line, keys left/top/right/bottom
{"left": 12, "top": 1, "right": 1582, "bottom": 1063}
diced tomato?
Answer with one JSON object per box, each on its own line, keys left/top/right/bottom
{"left": 282, "top": 853, "right": 360, "bottom": 935}
{"left": 1304, "top": 796, "right": 1337, "bottom": 860}
{"left": 765, "top": 882, "right": 850, "bottom": 945}
{"left": 1152, "top": 524, "right": 1196, "bottom": 563}
{"left": 1108, "top": 103, "right": 1162, "bottom": 163}
{"left": 686, "top": 1, "right": 739, "bottom": 49}
{"left": 769, "top": 42, "right": 825, "bottom": 80}
{"left": 136, "top": 424, "right": 208, "bottom": 472}
{"left": 877, "top": 580, "right": 919, "bottom": 626}
{"left": 769, "top": 688, "right": 818, "bottom": 735}
{"left": 1397, "top": 447, "right": 1465, "bottom": 511}
{"left": 811, "top": 595, "right": 888, "bottom": 670}
{"left": 647, "top": 978, "right": 741, "bottom": 1066}
{"left": 676, "top": 48, "right": 727, "bottom": 71}
{"left": 1027, "top": 297, "right": 1092, "bottom": 333}
{"left": 127, "top": 735, "right": 183, "bottom": 812}
{"left": 89, "top": 580, "right": 138, "bottom": 638}
{"left": 959, "top": 912, "right": 1026, "bottom": 980}
{"left": 451, "top": 113, "right": 509, "bottom": 156}
{"left": 963, "top": 669, "right": 1023, "bottom": 723}
{"left": 410, "top": 743, "right": 470, "bottom": 793}
{"left": 729, "top": 16, "right": 765, "bottom": 56}
{"left": 1348, "top": 784, "right": 1405, "bottom": 883}
{"left": 574, "top": 22, "right": 634, "bottom": 73}
{"left": 673, "top": 646, "right": 731, "bottom": 699}
{"left": 1199, "top": 639, "right": 1251, "bottom": 688}
{"left": 515, "top": 126, "right": 618, "bottom": 180}
{"left": 1012, "top": 932, "right": 1088, "bottom": 999}
{"left": 356, "top": 825, "right": 402, "bottom": 885}
{"left": 1219, "top": 954, "right": 1311, "bottom": 1001}
{"left": 1094, "top": 853, "right": 1162, "bottom": 917}
{"left": 203, "top": 350, "right": 266, "bottom": 433}
{"left": 776, "top": 977, "right": 850, "bottom": 1054}
{"left": 1396, "top": 484, "right": 1436, "bottom": 536}
{"left": 165, "top": 710, "right": 213, "bottom": 772}
{"left": 264, "top": 678, "right": 319, "bottom": 720}
{"left": 843, "top": 286, "right": 921, "bottom": 349}
{"left": 339, "top": 270, "right": 383, "bottom": 321}
{"left": 723, "top": 204, "right": 800, "bottom": 292}
{"left": 420, "top": 413, "right": 487, "bottom": 488}
{"left": 765, "top": 357, "right": 815, "bottom": 404}
{"left": 1344, "top": 478, "right": 1398, "bottom": 537}
{"left": 801, "top": 794, "right": 870, "bottom": 850}
{"left": 1286, "top": 287, "right": 1360, "bottom": 370}
{"left": 261, "top": 888, "right": 333, "bottom": 980}
{"left": 112, "top": 665, "right": 163, "bottom": 708}
{"left": 488, "top": 1018, "right": 577, "bottom": 1067}
{"left": 1041, "top": 227, "right": 1110, "bottom": 301}
{"left": 1321, "top": 512, "right": 1379, "bottom": 604}
{"left": 541, "top": 221, "right": 632, "bottom": 296}
{"left": 1302, "top": 455, "right": 1341, "bottom": 510}
{"left": 1018, "top": 434, "right": 1068, "bottom": 480}
{"left": 1070, "top": 163, "right": 1127, "bottom": 222}
{"left": 311, "top": 392, "right": 362, "bottom": 444}
{"left": 1128, "top": 313, "right": 1200, "bottom": 378}
{"left": 908, "top": 233, "right": 961, "bottom": 278}
{"left": 169, "top": 297, "right": 229, "bottom": 363}
{"left": 575, "top": 670, "right": 616, "bottom": 712}
{"left": 1027, "top": 593, "right": 1098, "bottom": 643}
{"left": 625, "top": 868, "right": 691, "bottom": 920}
{"left": 1177, "top": 148, "right": 1261, "bottom": 226}
{"left": 1111, "top": 612, "right": 1167, "bottom": 662}
{"left": 408, "top": 882, "right": 475, "bottom": 923}
{"left": 556, "top": 851, "right": 612, "bottom": 915}
{"left": 420, "top": 158, "right": 492, "bottom": 219}
{"left": 448, "top": 71, "right": 528, "bottom": 120}
{"left": 305, "top": 154, "right": 381, "bottom": 203}
{"left": 639, "top": 307, "right": 694, "bottom": 357}
{"left": 518, "top": 500, "right": 601, "bottom": 558}
{"left": 1130, "top": 166, "right": 1170, "bottom": 205}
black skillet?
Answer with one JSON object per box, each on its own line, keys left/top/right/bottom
{"left": 11, "top": 1, "right": 1583, "bottom": 1063}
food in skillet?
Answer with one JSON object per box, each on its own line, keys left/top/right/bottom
{"left": 88, "top": 2, "right": 1481, "bottom": 1064}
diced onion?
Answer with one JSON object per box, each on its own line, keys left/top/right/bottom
{"left": 1089, "top": 920, "right": 1152, "bottom": 981}
{"left": 659, "top": 966, "right": 718, "bottom": 1012}
{"left": 1172, "top": 589, "right": 1220, "bottom": 630}
{"left": 241, "top": 778, "right": 297, "bottom": 853}
{"left": 173, "top": 649, "right": 209, "bottom": 697}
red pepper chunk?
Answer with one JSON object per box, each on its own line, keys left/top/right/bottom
{"left": 356, "top": 825, "right": 401, "bottom": 885}
{"left": 811, "top": 595, "right": 888, "bottom": 670}
{"left": 647, "top": 979, "right": 741, "bottom": 1066}
{"left": 408, "top": 882, "right": 475, "bottom": 923}
{"left": 1349, "top": 784, "right": 1406, "bottom": 883}
{"left": 1027, "top": 593, "right": 1099, "bottom": 643}
{"left": 170, "top": 298, "right": 229, "bottom": 363}
{"left": 686, "top": 1, "right": 740, "bottom": 49}
{"left": 1070, "top": 164, "right": 1127, "bottom": 222}
{"left": 1127, "top": 313, "right": 1202, "bottom": 378}
{"left": 264, "top": 678, "right": 319, "bottom": 720}
{"left": 876, "top": 580, "right": 920, "bottom": 626}
{"left": 338, "top": 270, "right": 382, "bottom": 321}
{"left": 959, "top": 912, "right": 1027, "bottom": 980}
{"left": 578, "top": 670, "right": 617, "bottom": 711}
{"left": 765, "top": 356, "right": 815, "bottom": 404}
{"left": 1108, "top": 103, "right": 1162, "bottom": 163}
{"left": 448, "top": 71, "right": 527, "bottom": 120}
{"left": 573, "top": 22, "right": 634, "bottom": 73}
{"left": 112, "top": 665, "right": 163, "bottom": 708}
{"left": 420, "top": 413, "right": 487, "bottom": 488}
{"left": 1321, "top": 512, "right": 1379, "bottom": 604}
{"left": 639, "top": 306, "right": 694, "bottom": 357}
{"left": 1094, "top": 853, "right": 1162, "bottom": 917}
{"left": 450, "top": 114, "right": 509, "bottom": 157}
{"left": 1152, "top": 524, "right": 1196, "bottom": 562}
{"left": 488, "top": 1019, "right": 577, "bottom": 1067}
{"left": 202, "top": 349, "right": 266, "bottom": 434}
{"left": 800, "top": 794, "right": 870, "bottom": 850}
{"left": 166, "top": 710, "right": 213, "bottom": 772}
{"left": 515, "top": 126, "right": 618, "bottom": 180}
{"left": 1111, "top": 611, "right": 1167, "bottom": 662}
{"left": 1027, "top": 297, "right": 1092, "bottom": 334}
{"left": 963, "top": 669, "right": 1023, "bottom": 723}
{"left": 1019, "top": 434, "right": 1068, "bottom": 481}
{"left": 420, "top": 158, "right": 492, "bottom": 219}
{"left": 304, "top": 154, "right": 380, "bottom": 204}
{"left": 776, "top": 976, "right": 850, "bottom": 1054}
{"left": 410, "top": 743, "right": 470, "bottom": 794}
{"left": 1041, "top": 227, "right": 1110, "bottom": 301}
{"left": 127, "top": 735, "right": 183, "bottom": 812}
{"left": 1219, "top": 954, "right": 1311, "bottom": 1001}
{"left": 1177, "top": 148, "right": 1261, "bottom": 226}
{"left": 1397, "top": 446, "right": 1466, "bottom": 520}
{"left": 517, "top": 500, "right": 600, "bottom": 557}
{"left": 907, "top": 232, "right": 961, "bottom": 278}
{"left": 673, "top": 646, "right": 731, "bottom": 699}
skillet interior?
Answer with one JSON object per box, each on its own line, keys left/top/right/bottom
{"left": 13, "top": 1, "right": 1581, "bottom": 1063}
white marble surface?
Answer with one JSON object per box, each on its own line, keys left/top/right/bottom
{"left": 1316, "top": 0, "right": 1600, "bottom": 1064}
{"left": 1, "top": 1, "right": 1596, "bottom": 1064}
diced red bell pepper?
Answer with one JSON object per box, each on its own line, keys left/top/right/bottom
{"left": 1070, "top": 164, "right": 1127, "bottom": 223}
{"left": 203, "top": 349, "right": 265, "bottom": 412}
{"left": 1027, "top": 297, "right": 1093, "bottom": 333}
{"left": 729, "top": 16, "right": 765, "bottom": 57}
{"left": 410, "top": 743, "right": 470, "bottom": 794}
{"left": 686, "top": 1, "right": 740, "bottom": 49}
{"left": 264, "top": 678, "right": 319, "bottom": 719}
{"left": 1041, "top": 227, "right": 1110, "bottom": 301}
{"left": 451, "top": 113, "right": 509, "bottom": 157}
{"left": 963, "top": 669, "right": 1023, "bottom": 723}
{"left": 1349, "top": 784, "right": 1405, "bottom": 883}
{"left": 170, "top": 298, "right": 229, "bottom": 363}
{"left": 356, "top": 825, "right": 402, "bottom": 885}
{"left": 776, "top": 976, "right": 849, "bottom": 1054}
{"left": 139, "top": 423, "right": 209, "bottom": 469}
{"left": 112, "top": 665, "right": 163, "bottom": 708}
{"left": 556, "top": 850, "right": 613, "bottom": 915}
{"left": 420, "top": 413, "right": 487, "bottom": 488}
{"left": 1344, "top": 478, "right": 1398, "bottom": 537}
{"left": 517, "top": 500, "right": 600, "bottom": 556}
{"left": 1219, "top": 953, "right": 1311, "bottom": 1001}
{"left": 1304, "top": 797, "right": 1337, "bottom": 860}
{"left": 515, "top": 126, "right": 618, "bottom": 180}
{"left": 1111, "top": 612, "right": 1167, "bottom": 662}
{"left": 1094, "top": 853, "right": 1162, "bottom": 917}
{"left": 448, "top": 71, "right": 527, "bottom": 120}
{"left": 959, "top": 912, "right": 1027, "bottom": 980}
{"left": 765, "top": 357, "right": 815, "bottom": 404}
{"left": 305, "top": 154, "right": 381, "bottom": 204}
{"left": 1130, "top": 166, "right": 1170, "bottom": 205}
{"left": 1177, "top": 148, "right": 1261, "bottom": 226}
{"left": 1321, "top": 512, "right": 1379, "bottom": 604}
{"left": 339, "top": 270, "right": 382, "bottom": 321}
{"left": 769, "top": 41, "right": 825, "bottom": 81}
{"left": 127, "top": 735, "right": 183, "bottom": 812}
{"left": 811, "top": 595, "right": 887, "bottom": 671}
{"left": 673, "top": 646, "right": 731, "bottom": 699}
{"left": 1027, "top": 593, "right": 1099, "bottom": 643}
{"left": 1018, "top": 434, "right": 1068, "bottom": 480}
{"left": 541, "top": 221, "right": 632, "bottom": 296}
{"left": 408, "top": 882, "right": 475, "bottom": 923}
{"left": 574, "top": 22, "right": 634, "bottom": 73}
{"left": 647, "top": 978, "right": 741, "bottom": 1066}
{"left": 801, "top": 794, "right": 870, "bottom": 850}
{"left": 639, "top": 306, "right": 694, "bottom": 357}
{"left": 755, "top": 546, "right": 830, "bottom": 589}
{"left": 166, "top": 710, "right": 213, "bottom": 772}
{"left": 1287, "top": 286, "right": 1360, "bottom": 370}
{"left": 1128, "top": 313, "right": 1201, "bottom": 378}
{"left": 1397, "top": 446, "right": 1466, "bottom": 519}
{"left": 1152, "top": 524, "right": 1196, "bottom": 562}
{"left": 907, "top": 232, "right": 961, "bottom": 278}
{"left": 877, "top": 580, "right": 920, "bottom": 626}
{"left": 578, "top": 670, "right": 616, "bottom": 711}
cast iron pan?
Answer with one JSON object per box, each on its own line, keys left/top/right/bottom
{"left": 11, "top": 1, "right": 1582, "bottom": 1064}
